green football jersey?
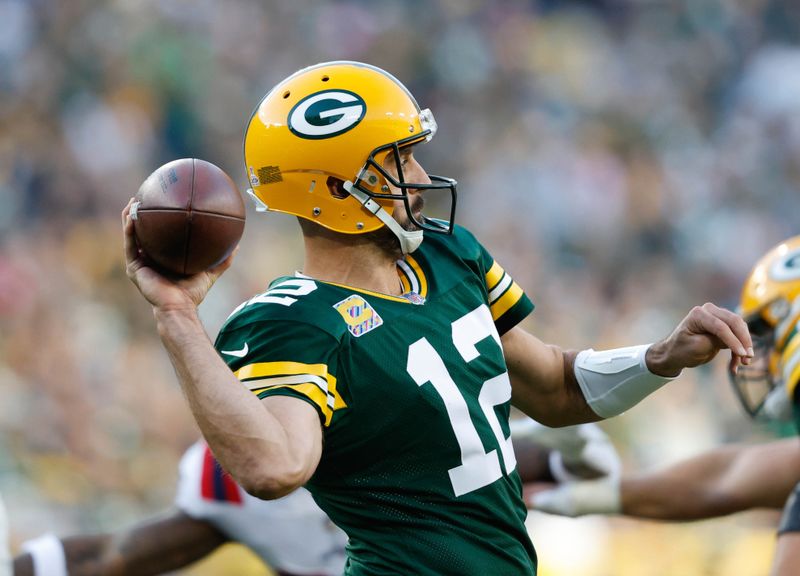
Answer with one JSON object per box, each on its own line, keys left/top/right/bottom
{"left": 215, "top": 225, "right": 536, "bottom": 575}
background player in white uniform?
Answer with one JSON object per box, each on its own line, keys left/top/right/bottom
{"left": 15, "top": 440, "right": 347, "bottom": 576}
{"left": 175, "top": 441, "right": 348, "bottom": 576}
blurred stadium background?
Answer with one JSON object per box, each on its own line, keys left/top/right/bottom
{"left": 2, "top": 0, "right": 800, "bottom": 574}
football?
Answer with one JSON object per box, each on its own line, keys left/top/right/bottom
{"left": 132, "top": 158, "right": 246, "bottom": 276}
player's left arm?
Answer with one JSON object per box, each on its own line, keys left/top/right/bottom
{"left": 501, "top": 327, "right": 591, "bottom": 425}
{"left": 502, "top": 303, "right": 753, "bottom": 426}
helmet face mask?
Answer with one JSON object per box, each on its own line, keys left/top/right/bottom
{"left": 354, "top": 135, "right": 457, "bottom": 235}
{"left": 243, "top": 61, "right": 457, "bottom": 251}
{"left": 728, "top": 327, "right": 776, "bottom": 418}
{"left": 730, "top": 235, "right": 800, "bottom": 419}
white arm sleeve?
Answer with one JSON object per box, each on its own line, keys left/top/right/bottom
{"left": 574, "top": 344, "right": 677, "bottom": 418}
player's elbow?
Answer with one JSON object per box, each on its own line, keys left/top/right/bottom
{"left": 237, "top": 461, "right": 308, "bottom": 500}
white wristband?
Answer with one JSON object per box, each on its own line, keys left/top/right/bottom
{"left": 21, "top": 534, "right": 67, "bottom": 576}
{"left": 574, "top": 344, "right": 677, "bottom": 418}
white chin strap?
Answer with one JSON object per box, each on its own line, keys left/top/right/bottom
{"left": 343, "top": 181, "right": 423, "bottom": 254}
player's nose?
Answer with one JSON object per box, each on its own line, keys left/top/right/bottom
{"left": 406, "top": 159, "right": 431, "bottom": 191}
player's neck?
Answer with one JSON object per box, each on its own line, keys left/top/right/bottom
{"left": 301, "top": 232, "right": 403, "bottom": 296}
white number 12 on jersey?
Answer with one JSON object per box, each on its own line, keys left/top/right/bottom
{"left": 406, "top": 305, "right": 517, "bottom": 497}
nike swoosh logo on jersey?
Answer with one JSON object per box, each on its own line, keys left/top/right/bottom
{"left": 220, "top": 343, "right": 249, "bottom": 358}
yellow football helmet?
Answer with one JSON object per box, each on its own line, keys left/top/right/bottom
{"left": 243, "top": 61, "right": 457, "bottom": 253}
{"left": 730, "top": 235, "right": 800, "bottom": 417}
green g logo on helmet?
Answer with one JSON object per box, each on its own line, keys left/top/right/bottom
{"left": 288, "top": 90, "right": 367, "bottom": 139}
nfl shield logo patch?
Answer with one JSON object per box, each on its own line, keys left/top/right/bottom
{"left": 334, "top": 294, "right": 383, "bottom": 337}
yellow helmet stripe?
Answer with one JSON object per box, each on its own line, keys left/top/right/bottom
{"left": 777, "top": 322, "right": 799, "bottom": 355}
{"left": 782, "top": 330, "right": 800, "bottom": 398}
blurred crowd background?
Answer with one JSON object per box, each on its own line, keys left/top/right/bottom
{"left": 2, "top": 0, "right": 800, "bottom": 574}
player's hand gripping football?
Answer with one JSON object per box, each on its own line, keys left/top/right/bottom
{"left": 646, "top": 303, "right": 753, "bottom": 377}
{"left": 123, "top": 198, "right": 236, "bottom": 311}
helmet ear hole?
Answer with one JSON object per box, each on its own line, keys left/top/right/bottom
{"left": 326, "top": 176, "right": 349, "bottom": 199}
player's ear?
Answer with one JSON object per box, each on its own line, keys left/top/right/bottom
{"left": 326, "top": 176, "right": 348, "bottom": 199}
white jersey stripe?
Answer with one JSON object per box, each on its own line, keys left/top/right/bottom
{"left": 488, "top": 273, "right": 512, "bottom": 304}
{"left": 397, "top": 259, "right": 420, "bottom": 294}
{"left": 245, "top": 374, "right": 329, "bottom": 394}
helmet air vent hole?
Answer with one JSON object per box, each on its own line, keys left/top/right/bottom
{"left": 326, "top": 176, "right": 348, "bottom": 199}
{"left": 321, "top": 75, "right": 330, "bottom": 82}
{"left": 282, "top": 90, "right": 291, "bottom": 99}
{"left": 309, "top": 180, "right": 316, "bottom": 193}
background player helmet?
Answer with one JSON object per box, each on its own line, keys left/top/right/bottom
{"left": 243, "top": 61, "right": 457, "bottom": 251}
{"left": 730, "top": 235, "right": 800, "bottom": 417}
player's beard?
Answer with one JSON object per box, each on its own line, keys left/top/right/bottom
{"left": 365, "top": 194, "right": 424, "bottom": 259}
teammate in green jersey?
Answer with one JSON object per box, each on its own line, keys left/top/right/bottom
{"left": 123, "top": 61, "right": 753, "bottom": 575}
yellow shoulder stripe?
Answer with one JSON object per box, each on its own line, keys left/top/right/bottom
{"left": 252, "top": 383, "right": 334, "bottom": 424}
{"left": 234, "top": 361, "right": 328, "bottom": 381}
{"left": 485, "top": 261, "right": 504, "bottom": 291}
{"left": 248, "top": 373, "right": 346, "bottom": 427}
{"left": 233, "top": 361, "right": 348, "bottom": 426}
{"left": 490, "top": 282, "right": 524, "bottom": 321}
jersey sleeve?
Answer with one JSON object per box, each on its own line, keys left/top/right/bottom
{"left": 455, "top": 226, "right": 533, "bottom": 335}
{"left": 482, "top": 253, "right": 533, "bottom": 335}
{"left": 214, "top": 318, "right": 346, "bottom": 427}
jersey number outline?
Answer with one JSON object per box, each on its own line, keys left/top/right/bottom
{"left": 229, "top": 279, "right": 319, "bottom": 317}
{"left": 406, "top": 305, "right": 516, "bottom": 497}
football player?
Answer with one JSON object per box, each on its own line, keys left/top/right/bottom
{"left": 14, "top": 424, "right": 618, "bottom": 575}
{"left": 123, "top": 61, "right": 752, "bottom": 575}
{"left": 530, "top": 236, "right": 800, "bottom": 576}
